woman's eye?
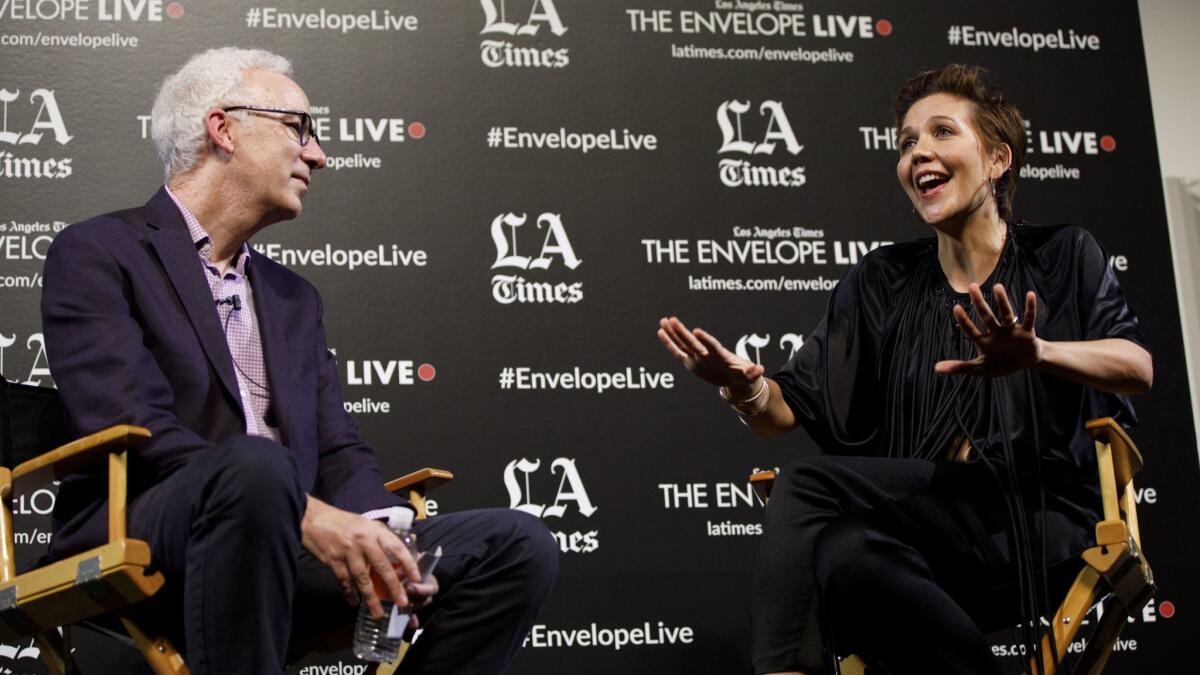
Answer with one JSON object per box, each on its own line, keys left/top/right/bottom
{"left": 935, "top": 126, "right": 953, "bottom": 136}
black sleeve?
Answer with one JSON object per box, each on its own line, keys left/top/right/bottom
{"left": 1074, "top": 227, "right": 1148, "bottom": 350}
{"left": 771, "top": 258, "right": 888, "bottom": 454}
{"left": 1071, "top": 226, "right": 1147, "bottom": 426}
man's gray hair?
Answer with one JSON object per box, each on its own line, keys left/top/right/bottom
{"left": 151, "top": 47, "right": 292, "bottom": 181}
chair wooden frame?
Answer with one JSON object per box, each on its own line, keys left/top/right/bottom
{"left": 747, "top": 417, "right": 1153, "bottom": 675}
{"left": 0, "top": 424, "right": 453, "bottom": 675}
{"left": 1020, "top": 418, "right": 1154, "bottom": 675}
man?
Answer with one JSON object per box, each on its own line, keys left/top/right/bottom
{"left": 41, "top": 48, "right": 557, "bottom": 674}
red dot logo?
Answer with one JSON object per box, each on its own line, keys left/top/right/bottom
{"left": 875, "top": 19, "right": 893, "bottom": 36}
{"left": 166, "top": 2, "right": 184, "bottom": 18}
{"left": 408, "top": 122, "right": 426, "bottom": 140}
{"left": 1159, "top": 600, "right": 1176, "bottom": 619}
{"left": 1100, "top": 135, "right": 1116, "bottom": 152}
{"left": 417, "top": 363, "right": 436, "bottom": 382}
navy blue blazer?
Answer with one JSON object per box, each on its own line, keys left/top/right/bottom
{"left": 41, "top": 187, "right": 401, "bottom": 557}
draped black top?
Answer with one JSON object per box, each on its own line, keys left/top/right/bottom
{"left": 773, "top": 222, "right": 1147, "bottom": 479}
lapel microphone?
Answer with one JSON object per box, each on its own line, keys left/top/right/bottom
{"left": 215, "top": 294, "right": 242, "bottom": 311}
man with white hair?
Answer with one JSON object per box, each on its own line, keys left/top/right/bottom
{"left": 41, "top": 47, "right": 557, "bottom": 674}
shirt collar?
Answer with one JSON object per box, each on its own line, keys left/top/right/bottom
{"left": 164, "top": 185, "right": 252, "bottom": 275}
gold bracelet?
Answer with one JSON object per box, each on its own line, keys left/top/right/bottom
{"left": 719, "top": 378, "right": 769, "bottom": 416}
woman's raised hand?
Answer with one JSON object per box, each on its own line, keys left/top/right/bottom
{"left": 657, "top": 316, "right": 765, "bottom": 391}
{"left": 935, "top": 283, "right": 1042, "bottom": 377}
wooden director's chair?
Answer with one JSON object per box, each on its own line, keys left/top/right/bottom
{"left": 0, "top": 379, "right": 452, "bottom": 674}
{"left": 748, "top": 417, "right": 1154, "bottom": 675}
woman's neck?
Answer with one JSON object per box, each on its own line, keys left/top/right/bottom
{"left": 935, "top": 210, "right": 1007, "bottom": 293}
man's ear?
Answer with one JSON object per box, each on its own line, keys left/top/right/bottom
{"left": 204, "top": 108, "right": 236, "bottom": 156}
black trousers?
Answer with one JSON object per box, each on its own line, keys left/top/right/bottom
{"left": 127, "top": 435, "right": 559, "bottom": 675}
{"left": 751, "top": 455, "right": 1097, "bottom": 675}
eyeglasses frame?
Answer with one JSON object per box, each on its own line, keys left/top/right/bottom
{"left": 220, "top": 105, "right": 321, "bottom": 147}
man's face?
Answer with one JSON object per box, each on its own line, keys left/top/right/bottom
{"left": 227, "top": 69, "right": 327, "bottom": 222}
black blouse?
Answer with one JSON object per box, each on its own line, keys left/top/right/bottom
{"left": 773, "top": 222, "right": 1147, "bottom": 478}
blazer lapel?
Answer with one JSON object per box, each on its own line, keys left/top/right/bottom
{"left": 249, "top": 258, "right": 293, "bottom": 447}
{"left": 143, "top": 188, "right": 245, "bottom": 417}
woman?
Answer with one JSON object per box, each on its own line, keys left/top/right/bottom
{"left": 658, "top": 65, "right": 1152, "bottom": 675}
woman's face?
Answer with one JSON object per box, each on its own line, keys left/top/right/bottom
{"left": 896, "top": 93, "right": 1009, "bottom": 226}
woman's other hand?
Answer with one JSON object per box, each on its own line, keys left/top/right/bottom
{"left": 935, "top": 283, "right": 1041, "bottom": 377}
{"left": 657, "top": 316, "right": 765, "bottom": 394}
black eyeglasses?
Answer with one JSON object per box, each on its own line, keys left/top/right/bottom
{"left": 222, "top": 105, "right": 321, "bottom": 147}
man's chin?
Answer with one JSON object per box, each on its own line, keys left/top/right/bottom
{"left": 263, "top": 202, "right": 302, "bottom": 226}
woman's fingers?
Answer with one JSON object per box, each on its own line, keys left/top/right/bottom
{"left": 691, "top": 327, "right": 728, "bottom": 358}
{"left": 953, "top": 304, "right": 984, "bottom": 341}
{"left": 968, "top": 283, "right": 1001, "bottom": 328}
{"left": 657, "top": 327, "right": 691, "bottom": 362}
{"left": 993, "top": 284, "right": 1017, "bottom": 327}
{"left": 1022, "top": 291, "right": 1038, "bottom": 332}
{"left": 665, "top": 317, "right": 709, "bottom": 357}
{"left": 659, "top": 318, "right": 699, "bottom": 357}
{"left": 936, "top": 357, "right": 984, "bottom": 376}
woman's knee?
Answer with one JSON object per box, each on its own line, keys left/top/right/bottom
{"left": 813, "top": 518, "right": 898, "bottom": 601}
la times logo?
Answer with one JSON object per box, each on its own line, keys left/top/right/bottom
{"left": 717, "top": 100, "right": 805, "bottom": 188}
{"left": 0, "top": 329, "right": 52, "bottom": 386}
{"left": 0, "top": 0, "right": 185, "bottom": 21}
{"left": 735, "top": 332, "right": 804, "bottom": 368}
{"left": 480, "top": 0, "right": 569, "bottom": 68}
{"left": 504, "top": 457, "right": 598, "bottom": 553}
{"left": 490, "top": 212, "right": 583, "bottom": 304}
{"left": 0, "top": 88, "right": 73, "bottom": 179}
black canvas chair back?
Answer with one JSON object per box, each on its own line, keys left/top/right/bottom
{"left": 0, "top": 377, "right": 71, "bottom": 470}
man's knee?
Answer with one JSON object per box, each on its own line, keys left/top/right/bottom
{"left": 494, "top": 510, "right": 560, "bottom": 597}
{"left": 206, "top": 435, "right": 303, "bottom": 521}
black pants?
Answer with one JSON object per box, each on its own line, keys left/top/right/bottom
{"left": 127, "top": 435, "right": 559, "bottom": 674}
{"left": 751, "top": 455, "right": 1097, "bottom": 675}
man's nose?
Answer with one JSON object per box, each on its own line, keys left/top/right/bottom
{"left": 303, "top": 140, "right": 327, "bottom": 170}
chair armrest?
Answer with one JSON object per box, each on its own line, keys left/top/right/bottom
{"left": 385, "top": 468, "right": 454, "bottom": 497}
{"left": 385, "top": 469, "right": 453, "bottom": 521}
{"left": 749, "top": 470, "right": 777, "bottom": 502}
{"left": 1086, "top": 417, "right": 1143, "bottom": 488}
{"left": 12, "top": 425, "right": 150, "bottom": 482}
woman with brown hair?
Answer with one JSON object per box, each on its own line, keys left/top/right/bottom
{"left": 658, "top": 64, "right": 1152, "bottom": 674}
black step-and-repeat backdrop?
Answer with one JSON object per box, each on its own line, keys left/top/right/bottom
{"left": 1, "top": 1, "right": 1196, "bottom": 673}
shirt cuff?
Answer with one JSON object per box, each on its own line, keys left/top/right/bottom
{"left": 361, "top": 507, "right": 395, "bottom": 521}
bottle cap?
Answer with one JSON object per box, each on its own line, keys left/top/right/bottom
{"left": 386, "top": 506, "right": 415, "bottom": 533}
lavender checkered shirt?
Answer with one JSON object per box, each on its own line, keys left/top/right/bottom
{"left": 166, "top": 188, "right": 280, "bottom": 442}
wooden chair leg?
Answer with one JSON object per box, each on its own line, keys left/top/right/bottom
{"left": 838, "top": 654, "right": 867, "bottom": 675}
{"left": 117, "top": 611, "right": 188, "bottom": 674}
{"left": 1071, "top": 599, "right": 1130, "bottom": 675}
{"left": 1024, "top": 567, "right": 1103, "bottom": 675}
{"left": 33, "top": 629, "right": 76, "bottom": 675}
{"left": 375, "top": 640, "right": 411, "bottom": 674}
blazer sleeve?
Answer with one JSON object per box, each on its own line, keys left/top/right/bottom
{"left": 309, "top": 291, "right": 405, "bottom": 513}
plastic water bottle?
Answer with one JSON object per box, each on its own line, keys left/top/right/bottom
{"left": 353, "top": 507, "right": 417, "bottom": 662}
